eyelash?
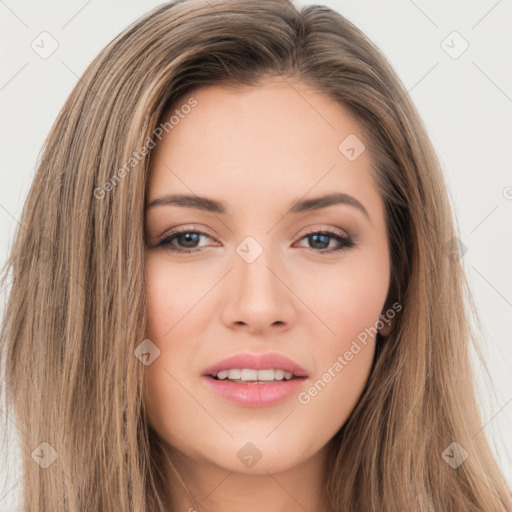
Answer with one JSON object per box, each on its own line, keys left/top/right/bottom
{"left": 156, "top": 227, "right": 355, "bottom": 255}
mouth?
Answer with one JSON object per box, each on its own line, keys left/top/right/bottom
{"left": 208, "top": 368, "right": 305, "bottom": 384}
{"left": 201, "top": 352, "right": 308, "bottom": 407}
{"left": 202, "top": 352, "right": 309, "bottom": 381}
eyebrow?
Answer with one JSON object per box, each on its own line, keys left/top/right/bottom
{"left": 145, "top": 192, "right": 370, "bottom": 220}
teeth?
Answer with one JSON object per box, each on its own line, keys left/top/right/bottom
{"left": 274, "top": 369, "right": 285, "bottom": 380}
{"left": 240, "top": 369, "right": 258, "bottom": 381}
{"left": 227, "top": 369, "right": 241, "bottom": 379}
{"left": 214, "top": 368, "right": 295, "bottom": 381}
{"left": 257, "top": 369, "right": 274, "bottom": 381}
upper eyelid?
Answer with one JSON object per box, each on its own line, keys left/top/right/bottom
{"left": 158, "top": 226, "right": 217, "bottom": 243}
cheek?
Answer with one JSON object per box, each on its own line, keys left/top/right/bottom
{"left": 142, "top": 257, "right": 183, "bottom": 429}
{"left": 298, "top": 270, "right": 387, "bottom": 430}
{"left": 321, "top": 270, "right": 388, "bottom": 340}
{"left": 297, "top": 248, "right": 390, "bottom": 344}
{"left": 142, "top": 254, "right": 215, "bottom": 441}
{"left": 144, "top": 253, "right": 212, "bottom": 339}
{"left": 295, "top": 251, "right": 389, "bottom": 412}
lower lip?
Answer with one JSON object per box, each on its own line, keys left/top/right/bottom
{"left": 203, "top": 376, "right": 307, "bottom": 407}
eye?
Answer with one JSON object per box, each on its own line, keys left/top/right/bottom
{"left": 295, "top": 229, "right": 355, "bottom": 253}
{"left": 156, "top": 228, "right": 215, "bottom": 254}
{"left": 155, "top": 227, "right": 355, "bottom": 255}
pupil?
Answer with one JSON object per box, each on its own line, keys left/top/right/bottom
{"left": 310, "top": 234, "right": 329, "bottom": 249}
{"left": 180, "top": 233, "right": 199, "bottom": 247}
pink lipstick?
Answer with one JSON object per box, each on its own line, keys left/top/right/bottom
{"left": 202, "top": 352, "right": 308, "bottom": 407}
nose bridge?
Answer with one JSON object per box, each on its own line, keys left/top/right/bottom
{"left": 234, "top": 234, "right": 282, "bottom": 300}
{"left": 221, "top": 233, "right": 295, "bottom": 330}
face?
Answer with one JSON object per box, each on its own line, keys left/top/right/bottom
{"left": 143, "top": 78, "right": 390, "bottom": 476}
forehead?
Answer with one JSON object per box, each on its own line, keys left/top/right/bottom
{"left": 146, "top": 79, "right": 381, "bottom": 217}
{"left": 156, "top": 79, "right": 363, "bottom": 157}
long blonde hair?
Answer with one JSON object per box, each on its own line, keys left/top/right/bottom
{"left": 1, "top": 0, "right": 510, "bottom": 510}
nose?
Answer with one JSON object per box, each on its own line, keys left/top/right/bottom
{"left": 220, "top": 244, "right": 296, "bottom": 334}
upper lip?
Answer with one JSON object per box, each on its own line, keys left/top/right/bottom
{"left": 202, "top": 352, "right": 309, "bottom": 378}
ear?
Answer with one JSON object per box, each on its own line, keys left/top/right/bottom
{"left": 377, "top": 302, "right": 398, "bottom": 337}
{"left": 378, "top": 320, "right": 393, "bottom": 337}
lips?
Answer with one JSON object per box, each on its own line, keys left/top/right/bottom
{"left": 202, "top": 352, "right": 309, "bottom": 407}
{"left": 202, "top": 352, "right": 309, "bottom": 379}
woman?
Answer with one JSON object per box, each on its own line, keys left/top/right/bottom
{"left": 1, "top": 0, "right": 511, "bottom": 510}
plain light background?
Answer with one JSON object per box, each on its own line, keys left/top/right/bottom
{"left": 0, "top": 0, "right": 511, "bottom": 509}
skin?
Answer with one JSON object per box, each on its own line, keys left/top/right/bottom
{"left": 143, "top": 78, "right": 391, "bottom": 512}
